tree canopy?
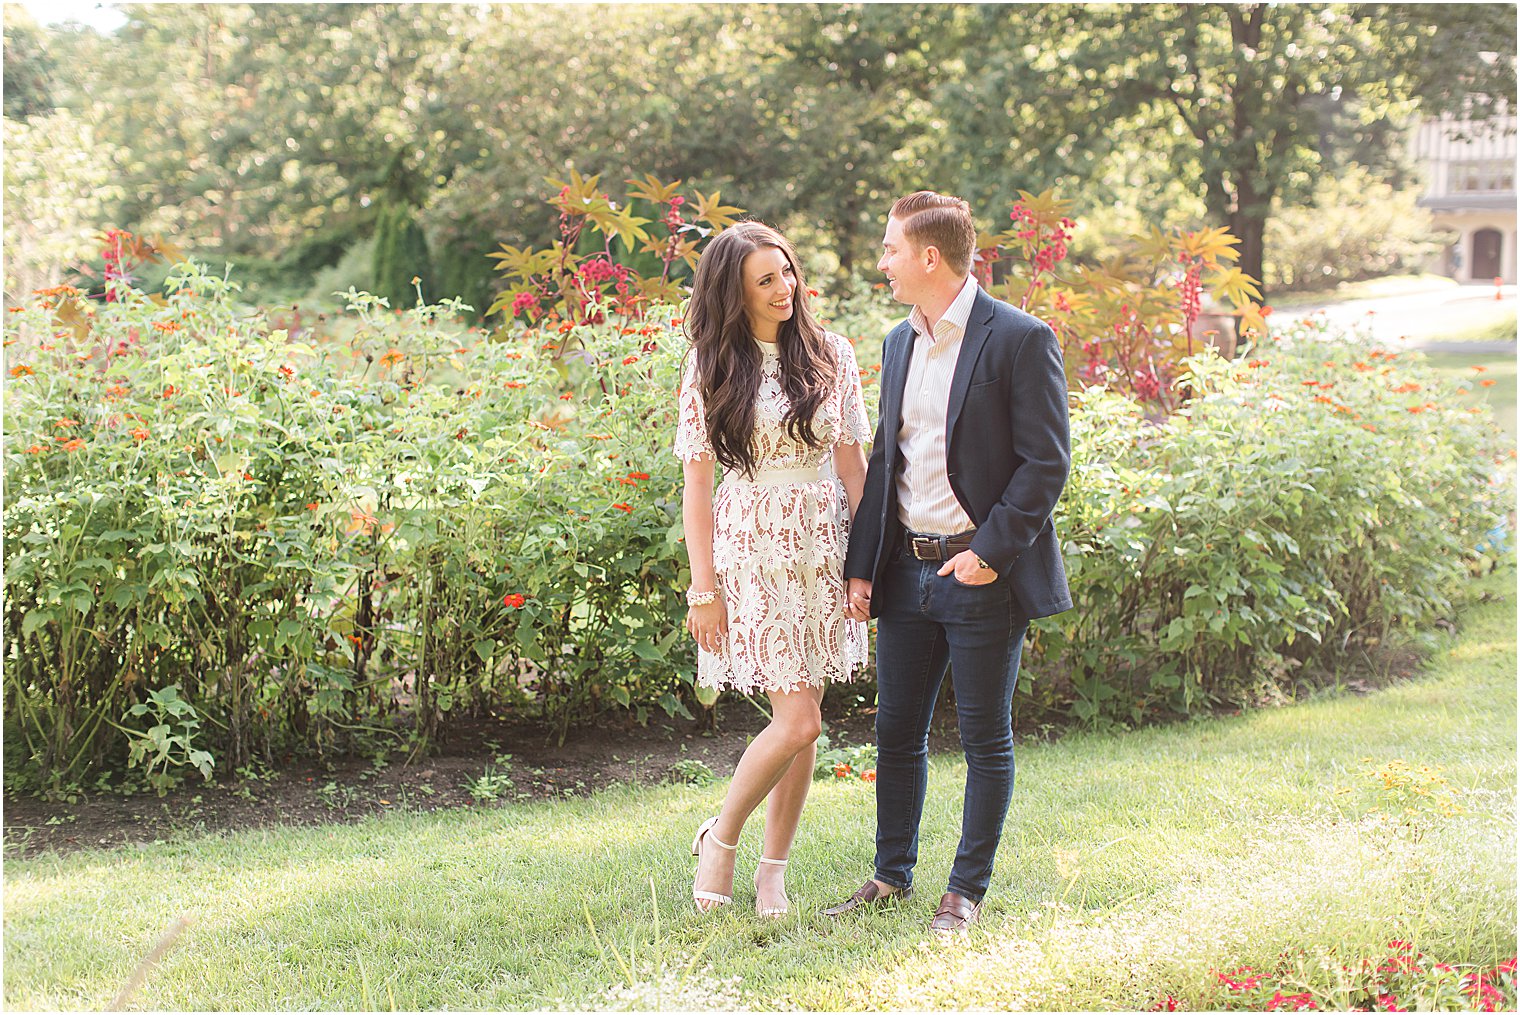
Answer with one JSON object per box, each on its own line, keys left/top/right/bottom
{"left": 4, "top": 2, "right": 1514, "bottom": 307}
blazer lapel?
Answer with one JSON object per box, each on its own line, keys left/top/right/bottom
{"left": 945, "top": 290, "right": 995, "bottom": 445}
{"left": 878, "top": 322, "right": 915, "bottom": 461}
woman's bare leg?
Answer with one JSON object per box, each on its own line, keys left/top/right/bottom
{"left": 754, "top": 687, "right": 821, "bottom": 912}
{"left": 693, "top": 684, "right": 823, "bottom": 911}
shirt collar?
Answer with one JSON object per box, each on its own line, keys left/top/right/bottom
{"left": 909, "top": 274, "right": 979, "bottom": 345}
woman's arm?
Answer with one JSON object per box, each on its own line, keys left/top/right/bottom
{"left": 835, "top": 441, "right": 868, "bottom": 521}
{"left": 681, "top": 457, "right": 727, "bottom": 652}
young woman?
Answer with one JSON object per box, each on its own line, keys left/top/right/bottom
{"left": 675, "top": 222, "right": 871, "bottom": 917}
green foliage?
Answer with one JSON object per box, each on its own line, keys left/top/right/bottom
{"left": 370, "top": 203, "right": 431, "bottom": 309}
{"left": 3, "top": 264, "right": 697, "bottom": 792}
{"left": 487, "top": 171, "right": 743, "bottom": 328}
{"left": 1265, "top": 166, "right": 1451, "bottom": 291}
{"left": 983, "top": 189, "right": 1266, "bottom": 410}
{"left": 1042, "top": 321, "right": 1511, "bottom": 731}
{"left": 812, "top": 732, "right": 877, "bottom": 782}
{"left": 666, "top": 758, "right": 716, "bottom": 787}
{"left": 4, "top": 259, "right": 1509, "bottom": 790}
{"left": 119, "top": 684, "right": 214, "bottom": 795}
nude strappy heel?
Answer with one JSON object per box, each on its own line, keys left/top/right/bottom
{"left": 691, "top": 816, "right": 737, "bottom": 911}
{"left": 755, "top": 856, "right": 789, "bottom": 918}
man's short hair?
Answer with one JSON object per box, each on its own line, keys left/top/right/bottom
{"left": 890, "top": 191, "right": 977, "bottom": 276}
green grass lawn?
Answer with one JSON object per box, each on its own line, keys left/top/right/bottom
{"left": 4, "top": 569, "right": 1516, "bottom": 1011}
{"left": 1423, "top": 350, "right": 1518, "bottom": 440}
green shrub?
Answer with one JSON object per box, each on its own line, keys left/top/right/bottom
{"left": 1039, "top": 315, "right": 1511, "bottom": 729}
{"left": 3, "top": 268, "right": 1508, "bottom": 792}
{"left": 1265, "top": 166, "right": 1451, "bottom": 292}
{"left": 3, "top": 265, "right": 695, "bottom": 792}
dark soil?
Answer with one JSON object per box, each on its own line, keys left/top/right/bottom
{"left": 4, "top": 621, "right": 1439, "bottom": 862}
{"left": 2, "top": 689, "right": 965, "bottom": 860}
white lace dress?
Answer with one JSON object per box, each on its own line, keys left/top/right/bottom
{"left": 675, "top": 331, "right": 873, "bottom": 695}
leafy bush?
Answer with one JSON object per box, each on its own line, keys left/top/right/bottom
{"left": 3, "top": 264, "right": 697, "bottom": 792}
{"left": 1039, "top": 316, "right": 1511, "bottom": 729}
{"left": 3, "top": 259, "right": 1508, "bottom": 792}
{"left": 978, "top": 189, "right": 1268, "bottom": 412}
{"left": 1265, "top": 166, "right": 1451, "bottom": 292}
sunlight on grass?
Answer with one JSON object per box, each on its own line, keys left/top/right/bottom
{"left": 4, "top": 568, "right": 1515, "bottom": 1010}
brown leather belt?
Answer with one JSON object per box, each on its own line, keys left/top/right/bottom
{"left": 906, "top": 529, "right": 976, "bottom": 562}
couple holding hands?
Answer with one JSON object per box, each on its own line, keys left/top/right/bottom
{"left": 675, "top": 191, "right": 1072, "bottom": 934}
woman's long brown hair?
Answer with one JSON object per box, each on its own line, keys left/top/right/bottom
{"left": 683, "top": 222, "right": 836, "bottom": 478}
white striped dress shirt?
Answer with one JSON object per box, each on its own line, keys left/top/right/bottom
{"left": 895, "top": 275, "right": 979, "bottom": 536}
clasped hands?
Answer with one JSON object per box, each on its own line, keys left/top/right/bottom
{"left": 844, "top": 550, "right": 996, "bottom": 622}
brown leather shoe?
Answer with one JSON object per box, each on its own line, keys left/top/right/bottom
{"left": 820, "top": 878, "right": 913, "bottom": 917}
{"left": 928, "top": 891, "right": 981, "bottom": 934}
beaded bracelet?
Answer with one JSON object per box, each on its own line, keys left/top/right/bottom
{"left": 686, "top": 588, "right": 718, "bottom": 607}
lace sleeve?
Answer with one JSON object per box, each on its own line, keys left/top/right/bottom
{"left": 833, "top": 334, "right": 873, "bottom": 446}
{"left": 674, "top": 354, "right": 715, "bottom": 462}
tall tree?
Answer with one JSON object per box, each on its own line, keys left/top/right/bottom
{"left": 939, "top": 3, "right": 1516, "bottom": 298}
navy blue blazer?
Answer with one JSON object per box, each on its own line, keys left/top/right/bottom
{"left": 843, "top": 287, "right": 1073, "bottom": 620}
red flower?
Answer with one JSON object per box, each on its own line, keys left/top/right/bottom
{"left": 622, "top": 355, "right": 639, "bottom": 365}
{"left": 612, "top": 502, "right": 633, "bottom": 513}
{"left": 306, "top": 502, "right": 320, "bottom": 510}
{"left": 860, "top": 768, "right": 877, "bottom": 783}
{"left": 628, "top": 472, "right": 650, "bottom": 480}
{"left": 503, "top": 593, "right": 527, "bottom": 609}
{"left": 833, "top": 763, "right": 852, "bottom": 778}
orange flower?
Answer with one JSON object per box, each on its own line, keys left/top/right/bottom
{"left": 1391, "top": 382, "right": 1421, "bottom": 394}
{"left": 505, "top": 381, "right": 524, "bottom": 390}
{"left": 833, "top": 763, "right": 852, "bottom": 779}
{"left": 559, "top": 392, "right": 573, "bottom": 400}
{"left": 60, "top": 438, "right": 85, "bottom": 452}
{"left": 379, "top": 349, "right": 404, "bottom": 367}
{"left": 1480, "top": 379, "right": 1496, "bottom": 388}
{"left": 151, "top": 320, "right": 182, "bottom": 333}
{"left": 860, "top": 768, "right": 877, "bottom": 783}
{"left": 612, "top": 502, "right": 633, "bottom": 513}
{"left": 9, "top": 364, "right": 34, "bottom": 377}
{"left": 24, "top": 444, "right": 44, "bottom": 454}
{"left": 345, "top": 508, "right": 380, "bottom": 535}
{"left": 1472, "top": 365, "right": 1489, "bottom": 373}
{"left": 130, "top": 427, "right": 150, "bottom": 440}
{"left": 628, "top": 472, "right": 650, "bottom": 481}
{"left": 306, "top": 502, "right": 320, "bottom": 510}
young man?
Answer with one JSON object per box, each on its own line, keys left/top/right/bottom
{"left": 828, "top": 191, "right": 1072, "bottom": 933}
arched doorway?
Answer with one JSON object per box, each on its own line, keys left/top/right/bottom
{"left": 1472, "top": 228, "right": 1503, "bottom": 280}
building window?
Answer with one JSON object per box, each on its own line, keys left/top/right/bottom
{"left": 1449, "top": 159, "right": 1515, "bottom": 193}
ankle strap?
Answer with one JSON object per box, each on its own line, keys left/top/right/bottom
{"left": 758, "top": 856, "right": 788, "bottom": 866}
{"left": 707, "top": 829, "right": 738, "bottom": 852}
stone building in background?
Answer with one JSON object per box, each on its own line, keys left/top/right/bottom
{"left": 1412, "top": 114, "right": 1517, "bottom": 284}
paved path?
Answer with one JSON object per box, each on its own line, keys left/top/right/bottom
{"left": 1276, "top": 283, "right": 1516, "bottom": 352}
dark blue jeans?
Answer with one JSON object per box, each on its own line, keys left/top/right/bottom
{"left": 872, "top": 548, "right": 1029, "bottom": 904}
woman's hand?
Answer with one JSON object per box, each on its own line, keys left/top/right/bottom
{"left": 686, "top": 599, "right": 729, "bottom": 654}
